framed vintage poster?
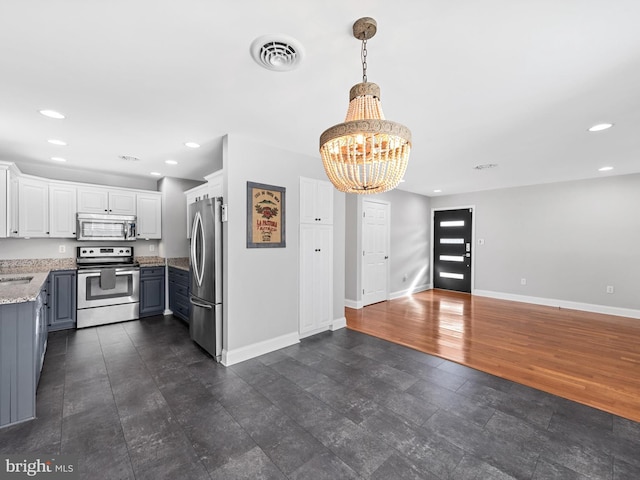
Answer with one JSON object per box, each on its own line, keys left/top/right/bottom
{"left": 246, "top": 181, "right": 286, "bottom": 248}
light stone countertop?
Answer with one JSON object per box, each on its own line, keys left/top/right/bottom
{"left": 167, "top": 257, "right": 189, "bottom": 271}
{"left": 0, "top": 258, "right": 76, "bottom": 305}
{"left": 0, "top": 271, "right": 50, "bottom": 305}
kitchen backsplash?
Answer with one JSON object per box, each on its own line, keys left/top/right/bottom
{"left": 0, "top": 258, "right": 77, "bottom": 274}
{"left": 0, "top": 238, "right": 160, "bottom": 260}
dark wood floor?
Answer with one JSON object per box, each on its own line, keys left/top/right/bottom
{"left": 346, "top": 289, "right": 640, "bottom": 423}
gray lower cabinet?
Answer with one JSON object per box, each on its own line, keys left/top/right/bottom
{"left": 140, "top": 266, "right": 166, "bottom": 317}
{"left": 47, "top": 270, "right": 77, "bottom": 331}
{"left": 168, "top": 267, "right": 190, "bottom": 323}
{"left": 0, "top": 282, "right": 47, "bottom": 428}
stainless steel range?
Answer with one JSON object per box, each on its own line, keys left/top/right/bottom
{"left": 76, "top": 246, "right": 140, "bottom": 328}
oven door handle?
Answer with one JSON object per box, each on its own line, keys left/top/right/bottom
{"left": 78, "top": 269, "right": 140, "bottom": 276}
{"left": 190, "top": 298, "right": 213, "bottom": 310}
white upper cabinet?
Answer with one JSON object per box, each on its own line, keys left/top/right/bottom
{"left": 109, "top": 191, "right": 137, "bottom": 215}
{"left": 184, "top": 170, "right": 224, "bottom": 238}
{"left": 0, "top": 167, "right": 7, "bottom": 238}
{"left": 17, "top": 177, "right": 49, "bottom": 237}
{"left": 8, "top": 174, "right": 18, "bottom": 237}
{"left": 204, "top": 171, "right": 223, "bottom": 198}
{"left": 1, "top": 163, "right": 163, "bottom": 239}
{"left": 76, "top": 187, "right": 108, "bottom": 214}
{"left": 136, "top": 193, "right": 162, "bottom": 239}
{"left": 300, "top": 177, "right": 333, "bottom": 225}
{"left": 49, "top": 183, "right": 77, "bottom": 238}
{"left": 77, "top": 187, "right": 136, "bottom": 215}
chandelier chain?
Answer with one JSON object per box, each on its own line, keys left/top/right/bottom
{"left": 361, "top": 38, "right": 368, "bottom": 83}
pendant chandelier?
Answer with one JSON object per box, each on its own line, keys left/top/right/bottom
{"left": 320, "top": 17, "right": 412, "bottom": 194}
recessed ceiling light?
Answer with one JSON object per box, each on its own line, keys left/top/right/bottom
{"left": 48, "top": 139, "right": 67, "bottom": 146}
{"left": 588, "top": 123, "right": 613, "bottom": 132}
{"left": 433, "top": 189, "right": 442, "bottom": 193}
{"left": 165, "top": 160, "right": 178, "bottom": 165}
{"left": 150, "top": 172, "right": 162, "bottom": 176}
{"left": 50, "top": 157, "right": 67, "bottom": 162}
{"left": 598, "top": 166, "right": 614, "bottom": 172}
{"left": 184, "top": 142, "right": 200, "bottom": 148}
{"left": 39, "top": 109, "right": 65, "bottom": 119}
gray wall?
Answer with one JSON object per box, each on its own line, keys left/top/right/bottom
{"left": 345, "top": 188, "right": 431, "bottom": 305}
{"left": 158, "top": 176, "right": 203, "bottom": 259}
{"left": 222, "top": 134, "right": 345, "bottom": 352}
{"left": 430, "top": 173, "right": 640, "bottom": 311}
{"left": 379, "top": 189, "right": 431, "bottom": 296}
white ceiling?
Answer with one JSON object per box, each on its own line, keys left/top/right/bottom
{"left": 1, "top": 0, "right": 639, "bottom": 197}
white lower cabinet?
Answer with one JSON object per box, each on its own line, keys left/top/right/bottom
{"left": 299, "top": 224, "right": 333, "bottom": 337}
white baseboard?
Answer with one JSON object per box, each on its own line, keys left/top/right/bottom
{"left": 331, "top": 317, "right": 347, "bottom": 330}
{"left": 390, "top": 283, "right": 432, "bottom": 300}
{"left": 473, "top": 289, "right": 640, "bottom": 320}
{"left": 345, "top": 284, "right": 433, "bottom": 310}
{"left": 221, "top": 331, "right": 300, "bottom": 366}
{"left": 163, "top": 309, "right": 172, "bottom": 316}
{"left": 344, "top": 299, "right": 362, "bottom": 309}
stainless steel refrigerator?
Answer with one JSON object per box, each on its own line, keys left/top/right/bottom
{"left": 189, "top": 197, "right": 223, "bottom": 361}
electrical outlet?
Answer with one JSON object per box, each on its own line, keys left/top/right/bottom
{"left": 149, "top": 244, "right": 155, "bottom": 252}
{"left": 403, "top": 273, "right": 408, "bottom": 282}
{"left": 520, "top": 278, "right": 527, "bottom": 286}
{"left": 477, "top": 238, "right": 485, "bottom": 245}
{"left": 606, "top": 285, "right": 614, "bottom": 294}
{"left": 58, "top": 245, "right": 66, "bottom": 253}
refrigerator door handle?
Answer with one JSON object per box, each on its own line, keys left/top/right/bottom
{"left": 190, "top": 211, "right": 205, "bottom": 287}
{"left": 190, "top": 298, "right": 213, "bottom": 310}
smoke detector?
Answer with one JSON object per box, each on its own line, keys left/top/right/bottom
{"left": 251, "top": 34, "right": 305, "bottom": 72}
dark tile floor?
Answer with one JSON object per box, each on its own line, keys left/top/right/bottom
{"left": 1, "top": 315, "right": 639, "bottom": 479}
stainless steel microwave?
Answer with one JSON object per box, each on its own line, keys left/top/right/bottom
{"left": 76, "top": 213, "right": 136, "bottom": 241}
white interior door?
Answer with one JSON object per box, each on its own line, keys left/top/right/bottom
{"left": 362, "top": 200, "right": 390, "bottom": 306}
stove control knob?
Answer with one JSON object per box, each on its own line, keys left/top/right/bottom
{"left": 89, "top": 249, "right": 94, "bottom": 254}
{"left": 119, "top": 249, "right": 124, "bottom": 253}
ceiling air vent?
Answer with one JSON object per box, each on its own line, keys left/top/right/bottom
{"left": 250, "top": 35, "right": 305, "bottom": 72}
{"left": 119, "top": 155, "right": 140, "bottom": 162}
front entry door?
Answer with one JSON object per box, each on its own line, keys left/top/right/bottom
{"left": 433, "top": 209, "right": 472, "bottom": 293}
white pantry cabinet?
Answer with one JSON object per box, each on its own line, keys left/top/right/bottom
{"left": 298, "top": 177, "right": 334, "bottom": 337}
{"left": 77, "top": 187, "right": 136, "bottom": 215}
{"left": 299, "top": 223, "right": 333, "bottom": 336}
{"left": 136, "top": 193, "right": 162, "bottom": 239}
{"left": 300, "top": 176, "right": 333, "bottom": 225}
{"left": 49, "top": 183, "right": 77, "bottom": 238}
